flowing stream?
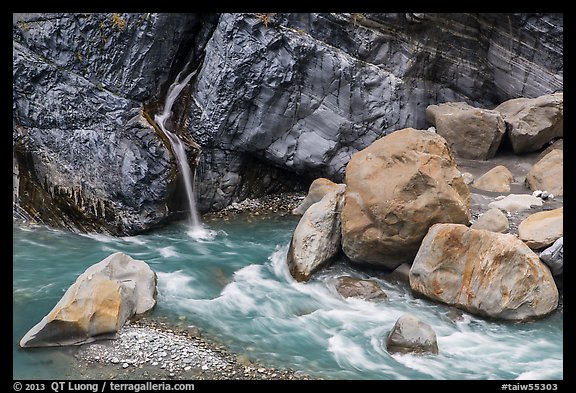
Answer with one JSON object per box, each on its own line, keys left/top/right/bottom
{"left": 13, "top": 218, "right": 563, "bottom": 380}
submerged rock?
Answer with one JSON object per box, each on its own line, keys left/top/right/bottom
{"left": 410, "top": 224, "right": 558, "bottom": 321}
{"left": 20, "top": 252, "right": 157, "bottom": 347}
{"left": 334, "top": 276, "right": 388, "bottom": 301}
{"left": 495, "top": 93, "right": 563, "bottom": 154}
{"left": 525, "top": 149, "right": 563, "bottom": 196}
{"left": 426, "top": 102, "right": 505, "bottom": 160}
{"left": 386, "top": 314, "right": 438, "bottom": 355}
{"left": 341, "top": 128, "right": 470, "bottom": 269}
{"left": 287, "top": 185, "right": 346, "bottom": 281}
{"left": 518, "top": 208, "right": 563, "bottom": 250}
{"left": 472, "top": 165, "right": 514, "bottom": 193}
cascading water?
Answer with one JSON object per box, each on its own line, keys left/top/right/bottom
{"left": 155, "top": 68, "right": 214, "bottom": 240}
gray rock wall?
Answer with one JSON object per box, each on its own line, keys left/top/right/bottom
{"left": 189, "top": 13, "right": 563, "bottom": 211}
{"left": 13, "top": 13, "right": 563, "bottom": 233}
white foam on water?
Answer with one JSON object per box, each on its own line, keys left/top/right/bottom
{"left": 186, "top": 225, "right": 218, "bottom": 242}
{"left": 80, "top": 232, "right": 117, "bottom": 243}
{"left": 158, "top": 246, "right": 178, "bottom": 258}
{"left": 156, "top": 270, "right": 199, "bottom": 299}
{"left": 121, "top": 236, "right": 147, "bottom": 245}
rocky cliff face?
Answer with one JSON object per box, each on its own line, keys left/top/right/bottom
{"left": 13, "top": 13, "right": 563, "bottom": 234}
{"left": 188, "top": 13, "right": 563, "bottom": 211}
{"left": 13, "top": 13, "right": 217, "bottom": 234}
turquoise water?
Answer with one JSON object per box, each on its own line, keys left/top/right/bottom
{"left": 13, "top": 217, "right": 563, "bottom": 380}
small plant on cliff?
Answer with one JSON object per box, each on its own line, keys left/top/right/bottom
{"left": 256, "top": 13, "right": 275, "bottom": 27}
{"left": 111, "top": 13, "right": 126, "bottom": 30}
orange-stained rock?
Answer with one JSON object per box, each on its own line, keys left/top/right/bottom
{"left": 20, "top": 252, "right": 157, "bottom": 347}
{"left": 518, "top": 208, "right": 563, "bottom": 249}
{"left": 341, "top": 128, "right": 470, "bottom": 269}
{"left": 409, "top": 223, "right": 558, "bottom": 321}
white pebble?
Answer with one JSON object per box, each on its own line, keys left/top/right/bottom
{"left": 122, "top": 363, "right": 129, "bottom": 369}
{"left": 202, "top": 365, "right": 209, "bottom": 370}
{"left": 532, "top": 190, "right": 543, "bottom": 198}
{"left": 184, "top": 366, "right": 191, "bottom": 371}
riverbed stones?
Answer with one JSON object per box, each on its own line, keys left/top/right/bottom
{"left": 386, "top": 314, "right": 439, "bottom": 355}
{"left": 20, "top": 252, "right": 157, "bottom": 347}
{"left": 409, "top": 223, "right": 558, "bottom": 321}
{"left": 495, "top": 92, "right": 563, "bottom": 154}
{"left": 525, "top": 149, "right": 563, "bottom": 196}
{"left": 470, "top": 208, "right": 509, "bottom": 233}
{"left": 341, "top": 128, "right": 470, "bottom": 269}
{"left": 334, "top": 276, "right": 388, "bottom": 301}
{"left": 287, "top": 185, "right": 346, "bottom": 281}
{"left": 539, "top": 237, "right": 563, "bottom": 276}
{"left": 472, "top": 165, "right": 514, "bottom": 193}
{"left": 426, "top": 102, "right": 505, "bottom": 160}
{"left": 488, "top": 194, "right": 542, "bottom": 214}
{"left": 292, "top": 178, "right": 342, "bottom": 215}
{"left": 518, "top": 208, "right": 563, "bottom": 249}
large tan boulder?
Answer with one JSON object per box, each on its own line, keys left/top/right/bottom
{"left": 495, "top": 93, "right": 563, "bottom": 154}
{"left": 292, "top": 178, "right": 342, "bottom": 215}
{"left": 426, "top": 102, "right": 505, "bottom": 160}
{"left": 287, "top": 185, "right": 346, "bottom": 281}
{"left": 409, "top": 224, "right": 558, "bottom": 321}
{"left": 518, "top": 208, "right": 563, "bottom": 250}
{"left": 525, "top": 149, "right": 563, "bottom": 196}
{"left": 341, "top": 128, "right": 470, "bottom": 269}
{"left": 20, "top": 252, "right": 157, "bottom": 347}
{"left": 472, "top": 165, "right": 514, "bottom": 193}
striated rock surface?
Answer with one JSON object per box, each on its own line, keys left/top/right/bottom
{"left": 20, "top": 252, "right": 157, "bottom": 347}
{"left": 525, "top": 149, "right": 563, "bottom": 196}
{"left": 13, "top": 13, "right": 563, "bottom": 229}
{"left": 341, "top": 128, "right": 470, "bottom": 269}
{"left": 518, "top": 208, "right": 563, "bottom": 249}
{"left": 13, "top": 13, "right": 218, "bottom": 235}
{"left": 409, "top": 223, "right": 558, "bottom": 321}
{"left": 188, "top": 13, "right": 563, "bottom": 211}
{"left": 472, "top": 165, "right": 514, "bottom": 193}
{"left": 334, "top": 276, "right": 388, "bottom": 301}
{"left": 471, "top": 207, "right": 509, "bottom": 233}
{"left": 287, "top": 184, "right": 346, "bottom": 281}
{"left": 426, "top": 102, "right": 505, "bottom": 160}
{"left": 386, "top": 314, "right": 438, "bottom": 355}
{"left": 292, "top": 178, "right": 342, "bottom": 215}
{"left": 495, "top": 93, "right": 563, "bottom": 154}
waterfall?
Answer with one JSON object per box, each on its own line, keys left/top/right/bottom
{"left": 155, "top": 68, "right": 212, "bottom": 240}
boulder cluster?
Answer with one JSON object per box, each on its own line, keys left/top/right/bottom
{"left": 288, "top": 93, "right": 562, "bottom": 355}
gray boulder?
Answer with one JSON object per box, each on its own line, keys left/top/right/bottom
{"left": 495, "top": 93, "right": 563, "bottom": 154}
{"left": 386, "top": 314, "right": 439, "bottom": 355}
{"left": 540, "top": 237, "right": 563, "bottom": 276}
{"left": 287, "top": 184, "right": 346, "bottom": 281}
{"left": 292, "top": 178, "right": 343, "bottom": 215}
{"left": 426, "top": 102, "right": 505, "bottom": 160}
{"left": 471, "top": 208, "right": 509, "bottom": 233}
{"left": 334, "top": 276, "right": 388, "bottom": 301}
{"left": 20, "top": 252, "right": 157, "bottom": 347}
